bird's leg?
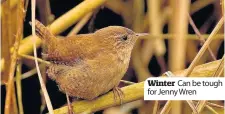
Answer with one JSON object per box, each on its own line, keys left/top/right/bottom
{"left": 113, "top": 87, "right": 124, "bottom": 105}
{"left": 66, "top": 92, "right": 74, "bottom": 114}
{"left": 112, "top": 88, "right": 117, "bottom": 102}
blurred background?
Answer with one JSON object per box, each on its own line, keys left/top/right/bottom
{"left": 1, "top": 0, "right": 224, "bottom": 114}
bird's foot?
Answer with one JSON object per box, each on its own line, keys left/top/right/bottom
{"left": 66, "top": 93, "right": 75, "bottom": 114}
{"left": 113, "top": 87, "right": 125, "bottom": 105}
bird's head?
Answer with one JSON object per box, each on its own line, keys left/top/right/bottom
{"left": 94, "top": 26, "right": 147, "bottom": 52}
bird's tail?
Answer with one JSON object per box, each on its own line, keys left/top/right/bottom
{"left": 30, "top": 20, "right": 56, "bottom": 42}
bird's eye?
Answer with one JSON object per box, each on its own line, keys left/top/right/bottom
{"left": 121, "top": 35, "right": 128, "bottom": 41}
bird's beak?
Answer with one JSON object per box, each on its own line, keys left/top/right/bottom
{"left": 132, "top": 33, "right": 148, "bottom": 43}
{"left": 135, "top": 33, "right": 149, "bottom": 37}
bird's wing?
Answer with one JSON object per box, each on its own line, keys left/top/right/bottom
{"left": 45, "top": 34, "right": 104, "bottom": 63}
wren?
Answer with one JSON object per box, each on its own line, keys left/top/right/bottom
{"left": 34, "top": 20, "right": 147, "bottom": 100}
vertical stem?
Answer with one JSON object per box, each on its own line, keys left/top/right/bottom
{"left": 222, "top": 0, "right": 224, "bottom": 15}
{"left": 4, "top": 0, "right": 24, "bottom": 113}
{"left": 12, "top": 85, "right": 19, "bottom": 114}
{"left": 31, "top": 0, "right": 54, "bottom": 113}
{"left": 169, "top": 0, "right": 190, "bottom": 114}
{"left": 36, "top": 0, "right": 54, "bottom": 25}
{"left": 142, "top": 0, "right": 166, "bottom": 66}
{"left": 169, "top": 0, "right": 190, "bottom": 71}
{"left": 16, "top": 63, "right": 24, "bottom": 114}
{"left": 131, "top": 0, "right": 150, "bottom": 82}
{"left": 1, "top": 0, "right": 11, "bottom": 83}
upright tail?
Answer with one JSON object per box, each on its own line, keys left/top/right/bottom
{"left": 30, "top": 20, "right": 56, "bottom": 42}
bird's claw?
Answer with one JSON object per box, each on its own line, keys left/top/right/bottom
{"left": 113, "top": 87, "right": 124, "bottom": 105}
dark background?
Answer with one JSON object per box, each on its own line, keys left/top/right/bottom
{"left": 1, "top": 0, "right": 224, "bottom": 114}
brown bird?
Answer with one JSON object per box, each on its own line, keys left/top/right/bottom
{"left": 34, "top": 20, "right": 147, "bottom": 101}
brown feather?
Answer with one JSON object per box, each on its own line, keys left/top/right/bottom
{"left": 34, "top": 20, "right": 143, "bottom": 100}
